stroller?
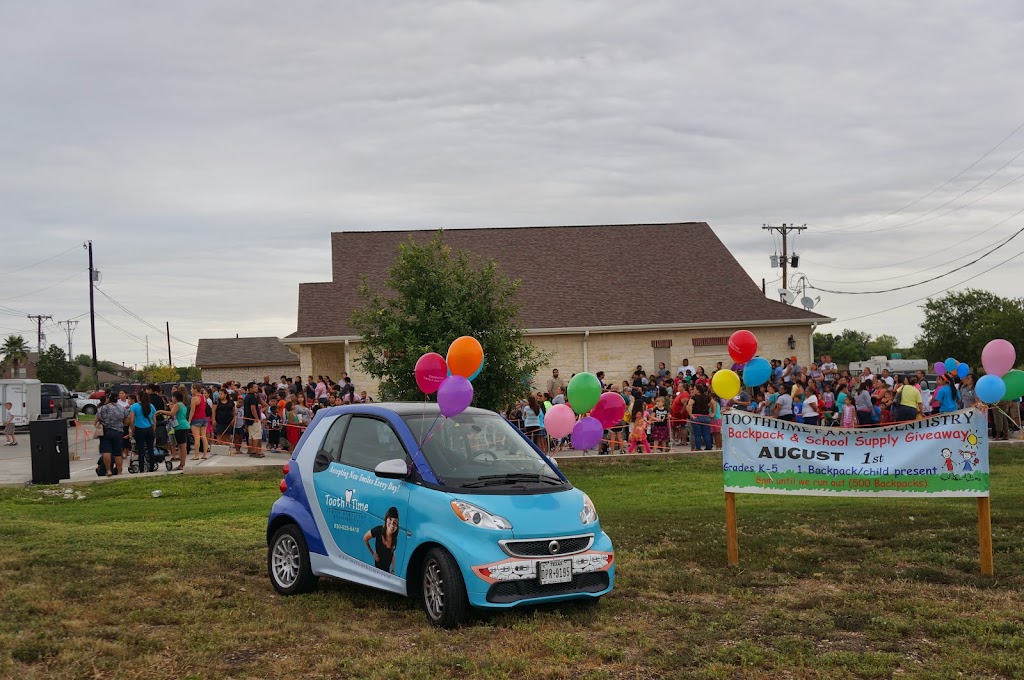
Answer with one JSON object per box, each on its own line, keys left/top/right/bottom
{"left": 127, "top": 429, "right": 174, "bottom": 474}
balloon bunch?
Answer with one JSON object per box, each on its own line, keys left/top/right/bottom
{"left": 977, "top": 339, "right": 1024, "bottom": 404}
{"left": 710, "top": 330, "right": 768, "bottom": 399}
{"left": 544, "top": 373, "right": 626, "bottom": 451}
{"left": 413, "top": 336, "right": 484, "bottom": 417}
{"left": 933, "top": 357, "right": 970, "bottom": 381}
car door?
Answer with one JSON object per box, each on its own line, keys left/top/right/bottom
{"left": 311, "top": 414, "right": 412, "bottom": 591}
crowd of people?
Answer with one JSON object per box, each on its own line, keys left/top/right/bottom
{"left": 94, "top": 373, "right": 371, "bottom": 475}
{"left": 504, "top": 356, "right": 1023, "bottom": 454}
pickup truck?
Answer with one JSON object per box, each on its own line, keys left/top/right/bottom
{"left": 41, "top": 383, "right": 79, "bottom": 422}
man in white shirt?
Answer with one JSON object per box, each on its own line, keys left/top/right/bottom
{"left": 881, "top": 369, "right": 894, "bottom": 389}
{"left": 820, "top": 355, "right": 838, "bottom": 385}
{"left": 677, "top": 359, "right": 695, "bottom": 377}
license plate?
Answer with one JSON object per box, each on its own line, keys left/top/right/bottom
{"left": 538, "top": 558, "right": 572, "bottom": 585}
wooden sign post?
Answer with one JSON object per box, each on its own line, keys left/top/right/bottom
{"left": 725, "top": 492, "right": 739, "bottom": 567}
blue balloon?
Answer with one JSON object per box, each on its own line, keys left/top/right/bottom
{"left": 975, "top": 374, "right": 1007, "bottom": 404}
{"left": 944, "top": 357, "right": 958, "bottom": 373}
{"left": 956, "top": 363, "right": 969, "bottom": 379}
{"left": 468, "top": 357, "right": 484, "bottom": 382}
{"left": 742, "top": 357, "right": 772, "bottom": 387}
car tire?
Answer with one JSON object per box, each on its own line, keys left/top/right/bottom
{"left": 268, "top": 524, "right": 318, "bottom": 596}
{"left": 422, "top": 547, "right": 469, "bottom": 629}
{"left": 84, "top": 405, "right": 97, "bottom": 416}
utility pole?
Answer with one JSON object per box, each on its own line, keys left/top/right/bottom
{"left": 145, "top": 335, "right": 149, "bottom": 366}
{"left": 762, "top": 223, "right": 807, "bottom": 301}
{"left": 27, "top": 314, "right": 52, "bottom": 352}
{"left": 166, "top": 322, "right": 172, "bottom": 366}
{"left": 85, "top": 241, "right": 99, "bottom": 388}
{"left": 57, "top": 319, "right": 79, "bottom": 359}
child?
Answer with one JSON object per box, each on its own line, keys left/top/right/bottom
{"left": 651, "top": 397, "right": 669, "bottom": 452}
{"left": 628, "top": 409, "right": 651, "bottom": 453}
{"left": 841, "top": 395, "right": 857, "bottom": 429}
{"left": 754, "top": 392, "right": 768, "bottom": 416}
{"left": 266, "top": 397, "right": 282, "bottom": 452}
{"left": 792, "top": 394, "right": 804, "bottom": 424}
{"left": 870, "top": 396, "right": 881, "bottom": 427}
{"left": 3, "top": 402, "right": 17, "bottom": 446}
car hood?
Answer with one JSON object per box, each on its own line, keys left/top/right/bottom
{"left": 449, "top": 487, "right": 593, "bottom": 539}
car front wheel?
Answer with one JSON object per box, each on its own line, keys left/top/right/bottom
{"left": 268, "top": 524, "right": 318, "bottom": 595}
{"left": 83, "top": 405, "right": 97, "bottom": 415}
{"left": 422, "top": 547, "right": 469, "bottom": 629}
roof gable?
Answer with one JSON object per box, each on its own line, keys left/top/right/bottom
{"left": 292, "top": 222, "right": 829, "bottom": 338}
{"left": 195, "top": 337, "right": 299, "bottom": 367}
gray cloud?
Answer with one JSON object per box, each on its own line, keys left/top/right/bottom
{"left": 2, "top": 1, "right": 1024, "bottom": 365}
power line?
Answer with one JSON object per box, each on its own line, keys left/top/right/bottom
{"left": 806, "top": 224, "right": 1024, "bottom": 295}
{"left": 820, "top": 118, "right": 1024, "bottom": 233}
{"left": 0, "top": 244, "right": 81, "bottom": 277}
{"left": 0, "top": 269, "right": 89, "bottom": 301}
{"left": 94, "top": 287, "right": 198, "bottom": 347}
{"left": 800, "top": 207, "right": 1024, "bottom": 284}
{"left": 834, "top": 242, "right": 1024, "bottom": 324}
{"left": 94, "top": 312, "right": 149, "bottom": 348}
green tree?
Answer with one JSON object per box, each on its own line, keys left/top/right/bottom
{"left": 2, "top": 335, "right": 30, "bottom": 378}
{"left": 915, "top": 289, "right": 1024, "bottom": 366}
{"left": 865, "top": 334, "right": 900, "bottom": 358}
{"left": 73, "top": 353, "right": 92, "bottom": 366}
{"left": 813, "top": 329, "right": 871, "bottom": 367}
{"left": 36, "top": 346, "right": 80, "bottom": 387}
{"left": 177, "top": 366, "right": 202, "bottom": 382}
{"left": 142, "top": 364, "right": 179, "bottom": 383}
{"left": 350, "top": 231, "right": 546, "bottom": 411}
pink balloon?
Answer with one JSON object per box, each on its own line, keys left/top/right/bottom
{"left": 591, "top": 392, "right": 626, "bottom": 430}
{"left": 544, "top": 404, "right": 576, "bottom": 439}
{"left": 981, "top": 339, "right": 1016, "bottom": 378}
{"left": 933, "top": 361, "right": 946, "bottom": 376}
{"left": 437, "top": 375, "right": 473, "bottom": 417}
{"left": 415, "top": 353, "right": 448, "bottom": 394}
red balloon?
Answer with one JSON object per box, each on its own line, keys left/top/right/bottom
{"left": 591, "top": 392, "right": 627, "bottom": 429}
{"left": 414, "top": 353, "right": 448, "bottom": 394}
{"left": 728, "top": 330, "right": 758, "bottom": 364}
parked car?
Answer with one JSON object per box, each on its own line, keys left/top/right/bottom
{"left": 74, "top": 392, "right": 101, "bottom": 415}
{"left": 267, "top": 403, "right": 615, "bottom": 628}
{"left": 40, "top": 383, "right": 79, "bottom": 422}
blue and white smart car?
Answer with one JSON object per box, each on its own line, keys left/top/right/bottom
{"left": 266, "top": 403, "right": 615, "bottom": 628}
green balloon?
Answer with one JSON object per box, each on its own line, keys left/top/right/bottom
{"left": 1003, "top": 369, "right": 1024, "bottom": 400}
{"left": 567, "top": 372, "right": 602, "bottom": 415}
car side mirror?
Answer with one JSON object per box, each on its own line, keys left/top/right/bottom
{"left": 374, "top": 458, "right": 408, "bottom": 480}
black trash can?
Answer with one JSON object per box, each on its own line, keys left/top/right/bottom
{"left": 30, "top": 419, "right": 71, "bottom": 485}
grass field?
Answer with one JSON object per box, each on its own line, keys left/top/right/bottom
{"left": 2, "top": 452, "right": 1023, "bottom": 679}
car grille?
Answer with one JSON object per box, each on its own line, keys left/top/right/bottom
{"left": 486, "top": 572, "right": 609, "bottom": 604}
{"left": 500, "top": 534, "right": 593, "bottom": 558}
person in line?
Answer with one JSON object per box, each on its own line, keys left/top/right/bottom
{"left": 96, "top": 393, "right": 129, "bottom": 475}
{"left": 650, "top": 397, "right": 670, "bottom": 452}
{"left": 232, "top": 395, "right": 247, "bottom": 454}
{"left": 803, "top": 385, "right": 820, "bottom": 427}
{"left": 212, "top": 389, "right": 235, "bottom": 450}
{"left": 188, "top": 383, "right": 210, "bottom": 460}
{"left": 855, "top": 381, "right": 874, "bottom": 426}
{"left": 244, "top": 382, "right": 264, "bottom": 458}
{"left": 129, "top": 390, "right": 158, "bottom": 473}
{"left": 158, "top": 391, "right": 190, "bottom": 471}
{"left": 688, "top": 384, "right": 714, "bottom": 450}
{"left": 934, "top": 375, "right": 960, "bottom": 414}
{"left": 772, "top": 384, "right": 794, "bottom": 423}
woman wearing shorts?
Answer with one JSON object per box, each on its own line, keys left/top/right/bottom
{"left": 188, "top": 383, "right": 210, "bottom": 460}
{"left": 159, "top": 391, "right": 190, "bottom": 470}
{"left": 97, "top": 393, "right": 129, "bottom": 476}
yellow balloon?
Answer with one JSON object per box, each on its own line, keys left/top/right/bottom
{"left": 712, "top": 369, "right": 741, "bottom": 400}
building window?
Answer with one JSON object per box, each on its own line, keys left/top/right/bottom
{"left": 17, "top": 368, "right": 27, "bottom": 378}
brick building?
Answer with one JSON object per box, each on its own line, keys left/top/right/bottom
{"left": 284, "top": 223, "right": 833, "bottom": 396}
{"left": 195, "top": 336, "right": 300, "bottom": 385}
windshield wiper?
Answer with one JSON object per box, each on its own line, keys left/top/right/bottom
{"left": 460, "top": 473, "right": 562, "bottom": 488}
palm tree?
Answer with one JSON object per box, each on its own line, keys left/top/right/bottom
{"left": 2, "top": 335, "right": 30, "bottom": 378}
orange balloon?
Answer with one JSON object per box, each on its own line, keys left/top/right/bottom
{"left": 446, "top": 336, "right": 484, "bottom": 378}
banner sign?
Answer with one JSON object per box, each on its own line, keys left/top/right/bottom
{"left": 722, "top": 409, "right": 989, "bottom": 497}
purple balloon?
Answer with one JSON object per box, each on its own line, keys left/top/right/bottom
{"left": 437, "top": 375, "right": 474, "bottom": 418}
{"left": 571, "top": 416, "right": 603, "bottom": 451}
{"left": 933, "top": 361, "right": 946, "bottom": 376}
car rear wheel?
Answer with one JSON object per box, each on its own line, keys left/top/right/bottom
{"left": 83, "top": 405, "right": 97, "bottom": 415}
{"left": 268, "top": 524, "right": 318, "bottom": 595}
{"left": 422, "top": 547, "right": 469, "bottom": 629}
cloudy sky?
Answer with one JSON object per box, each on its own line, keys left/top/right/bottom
{"left": 2, "top": 1, "right": 1023, "bottom": 368}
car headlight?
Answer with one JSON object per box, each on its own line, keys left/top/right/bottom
{"left": 450, "top": 500, "right": 513, "bottom": 530}
{"left": 580, "top": 493, "right": 599, "bottom": 525}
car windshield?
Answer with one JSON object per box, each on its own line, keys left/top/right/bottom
{"left": 402, "top": 412, "right": 566, "bottom": 490}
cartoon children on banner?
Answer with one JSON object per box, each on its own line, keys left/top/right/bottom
{"left": 941, "top": 448, "right": 954, "bottom": 473}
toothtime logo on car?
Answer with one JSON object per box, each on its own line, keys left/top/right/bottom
{"left": 265, "top": 403, "right": 615, "bottom": 628}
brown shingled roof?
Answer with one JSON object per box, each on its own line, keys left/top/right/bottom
{"left": 290, "top": 223, "right": 829, "bottom": 339}
{"left": 195, "top": 337, "right": 299, "bottom": 368}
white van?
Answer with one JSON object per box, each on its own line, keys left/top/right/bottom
{"left": 0, "top": 379, "right": 42, "bottom": 426}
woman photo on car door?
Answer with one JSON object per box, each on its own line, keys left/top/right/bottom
{"left": 364, "top": 506, "right": 400, "bottom": 573}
